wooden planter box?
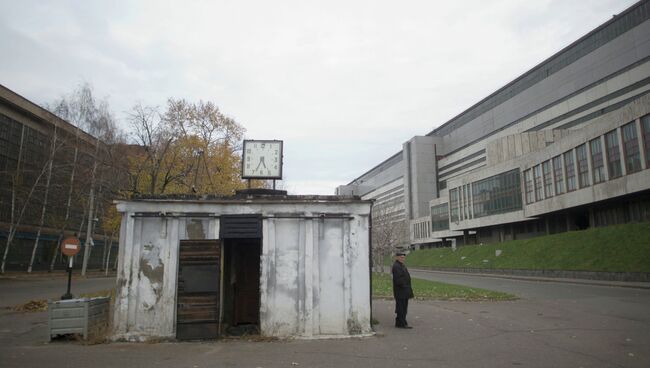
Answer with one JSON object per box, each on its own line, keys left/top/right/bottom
{"left": 48, "top": 297, "right": 110, "bottom": 341}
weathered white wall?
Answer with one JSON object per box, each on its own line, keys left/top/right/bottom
{"left": 112, "top": 200, "right": 372, "bottom": 341}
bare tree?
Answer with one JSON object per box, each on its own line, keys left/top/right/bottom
{"left": 371, "top": 203, "right": 408, "bottom": 273}
{"left": 27, "top": 126, "right": 62, "bottom": 272}
{"left": 127, "top": 99, "right": 249, "bottom": 196}
{"left": 128, "top": 104, "right": 180, "bottom": 195}
{"left": 1, "top": 125, "right": 55, "bottom": 273}
{"left": 48, "top": 127, "right": 80, "bottom": 272}
{"left": 47, "top": 82, "right": 123, "bottom": 275}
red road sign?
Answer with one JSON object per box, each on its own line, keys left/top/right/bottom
{"left": 60, "top": 236, "right": 81, "bottom": 257}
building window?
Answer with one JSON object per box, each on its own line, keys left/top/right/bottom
{"left": 622, "top": 121, "right": 641, "bottom": 174}
{"left": 552, "top": 155, "right": 564, "bottom": 195}
{"left": 542, "top": 160, "right": 553, "bottom": 198}
{"left": 642, "top": 114, "right": 650, "bottom": 166}
{"left": 576, "top": 144, "right": 590, "bottom": 188}
{"left": 449, "top": 188, "right": 459, "bottom": 223}
{"left": 564, "top": 151, "right": 576, "bottom": 191}
{"left": 590, "top": 138, "right": 605, "bottom": 184}
{"left": 605, "top": 130, "right": 622, "bottom": 178}
{"left": 533, "top": 165, "right": 543, "bottom": 201}
{"left": 533, "top": 165, "right": 544, "bottom": 201}
{"left": 471, "top": 169, "right": 522, "bottom": 217}
{"left": 462, "top": 185, "right": 470, "bottom": 219}
{"left": 430, "top": 203, "right": 449, "bottom": 232}
{"left": 524, "top": 169, "right": 534, "bottom": 204}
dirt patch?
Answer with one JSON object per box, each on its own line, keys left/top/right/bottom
{"left": 13, "top": 299, "right": 48, "bottom": 312}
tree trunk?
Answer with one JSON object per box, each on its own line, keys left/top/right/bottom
{"left": 28, "top": 127, "right": 57, "bottom": 273}
{"left": 104, "top": 233, "right": 114, "bottom": 276}
{"left": 49, "top": 137, "right": 79, "bottom": 271}
{"left": 81, "top": 139, "right": 100, "bottom": 276}
{"left": 1, "top": 125, "right": 25, "bottom": 274}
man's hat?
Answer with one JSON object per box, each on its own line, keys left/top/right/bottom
{"left": 395, "top": 252, "right": 406, "bottom": 256}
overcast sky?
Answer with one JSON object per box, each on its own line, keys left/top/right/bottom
{"left": 0, "top": 0, "right": 638, "bottom": 194}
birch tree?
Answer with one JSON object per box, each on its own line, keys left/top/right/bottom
{"left": 1, "top": 126, "right": 53, "bottom": 273}
{"left": 27, "top": 126, "right": 61, "bottom": 272}
{"left": 47, "top": 83, "right": 122, "bottom": 275}
{"left": 371, "top": 203, "right": 408, "bottom": 272}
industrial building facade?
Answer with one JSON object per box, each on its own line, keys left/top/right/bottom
{"left": 337, "top": 1, "right": 650, "bottom": 248}
{"left": 0, "top": 85, "right": 119, "bottom": 271}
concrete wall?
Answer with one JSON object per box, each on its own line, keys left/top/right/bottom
{"left": 403, "top": 136, "right": 441, "bottom": 220}
{"left": 112, "top": 199, "right": 372, "bottom": 341}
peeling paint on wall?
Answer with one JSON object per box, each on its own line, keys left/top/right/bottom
{"left": 138, "top": 243, "right": 164, "bottom": 310}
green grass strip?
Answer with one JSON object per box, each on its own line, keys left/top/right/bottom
{"left": 372, "top": 272, "right": 515, "bottom": 301}
{"left": 405, "top": 222, "right": 650, "bottom": 272}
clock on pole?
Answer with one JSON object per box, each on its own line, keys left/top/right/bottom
{"left": 242, "top": 140, "right": 283, "bottom": 180}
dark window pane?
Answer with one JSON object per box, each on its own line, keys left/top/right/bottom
{"left": 576, "top": 144, "right": 590, "bottom": 188}
{"left": 622, "top": 122, "right": 641, "bottom": 174}
{"left": 590, "top": 138, "right": 605, "bottom": 184}
{"left": 553, "top": 155, "right": 564, "bottom": 194}
{"left": 605, "top": 130, "right": 622, "bottom": 178}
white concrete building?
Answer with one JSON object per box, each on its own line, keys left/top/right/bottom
{"left": 112, "top": 193, "right": 372, "bottom": 341}
{"left": 338, "top": 0, "right": 650, "bottom": 248}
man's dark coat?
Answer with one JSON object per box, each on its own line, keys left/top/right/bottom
{"left": 392, "top": 260, "right": 414, "bottom": 299}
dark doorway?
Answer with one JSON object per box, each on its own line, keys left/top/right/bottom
{"left": 220, "top": 215, "right": 262, "bottom": 335}
{"left": 574, "top": 211, "right": 590, "bottom": 230}
{"left": 176, "top": 240, "right": 221, "bottom": 340}
{"left": 223, "top": 238, "right": 261, "bottom": 328}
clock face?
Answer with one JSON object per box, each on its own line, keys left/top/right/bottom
{"left": 242, "top": 140, "right": 283, "bottom": 179}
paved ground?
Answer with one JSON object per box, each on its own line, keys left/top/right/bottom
{"left": 0, "top": 271, "right": 117, "bottom": 308}
{"left": 1, "top": 271, "right": 649, "bottom": 368}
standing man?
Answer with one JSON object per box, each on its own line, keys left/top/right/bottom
{"left": 392, "top": 251, "right": 414, "bottom": 329}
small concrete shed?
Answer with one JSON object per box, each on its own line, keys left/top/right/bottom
{"left": 112, "top": 192, "right": 373, "bottom": 341}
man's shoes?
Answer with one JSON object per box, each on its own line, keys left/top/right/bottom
{"left": 396, "top": 325, "right": 413, "bottom": 329}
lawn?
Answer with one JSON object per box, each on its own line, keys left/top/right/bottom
{"left": 404, "top": 222, "right": 650, "bottom": 272}
{"left": 372, "top": 272, "right": 515, "bottom": 301}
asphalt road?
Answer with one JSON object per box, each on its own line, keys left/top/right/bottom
{"left": 411, "top": 269, "right": 650, "bottom": 327}
{"left": 0, "top": 273, "right": 117, "bottom": 308}
{"left": 0, "top": 272, "right": 648, "bottom": 368}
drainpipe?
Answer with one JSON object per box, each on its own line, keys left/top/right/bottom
{"left": 368, "top": 200, "right": 374, "bottom": 330}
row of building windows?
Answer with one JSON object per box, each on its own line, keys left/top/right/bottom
{"left": 430, "top": 203, "right": 450, "bottom": 232}
{"left": 419, "top": 114, "right": 650, "bottom": 238}
{"left": 472, "top": 169, "right": 522, "bottom": 218}
{"left": 524, "top": 115, "right": 650, "bottom": 204}
{"left": 448, "top": 169, "right": 523, "bottom": 224}
{"left": 413, "top": 220, "right": 431, "bottom": 240}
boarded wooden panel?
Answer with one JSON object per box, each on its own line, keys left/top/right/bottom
{"left": 176, "top": 240, "right": 221, "bottom": 340}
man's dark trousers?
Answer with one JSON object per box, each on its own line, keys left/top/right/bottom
{"left": 395, "top": 298, "right": 409, "bottom": 327}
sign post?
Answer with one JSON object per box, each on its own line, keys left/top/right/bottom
{"left": 60, "top": 236, "right": 81, "bottom": 300}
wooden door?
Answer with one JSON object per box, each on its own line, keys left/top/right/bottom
{"left": 176, "top": 240, "right": 221, "bottom": 340}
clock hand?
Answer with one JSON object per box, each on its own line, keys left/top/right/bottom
{"left": 255, "top": 157, "right": 267, "bottom": 171}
